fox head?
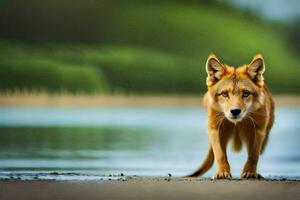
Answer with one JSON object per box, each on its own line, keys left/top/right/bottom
{"left": 205, "top": 54, "right": 266, "bottom": 123}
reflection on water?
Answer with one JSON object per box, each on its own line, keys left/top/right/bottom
{"left": 0, "top": 107, "right": 299, "bottom": 180}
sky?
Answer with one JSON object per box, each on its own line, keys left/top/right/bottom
{"left": 229, "top": 0, "right": 300, "bottom": 22}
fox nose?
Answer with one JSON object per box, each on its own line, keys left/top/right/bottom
{"left": 230, "top": 109, "right": 241, "bottom": 117}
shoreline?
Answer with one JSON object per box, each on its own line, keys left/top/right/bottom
{"left": 1, "top": 177, "right": 300, "bottom": 200}
{"left": 0, "top": 94, "right": 299, "bottom": 107}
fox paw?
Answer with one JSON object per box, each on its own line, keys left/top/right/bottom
{"left": 213, "top": 171, "right": 232, "bottom": 179}
{"left": 241, "top": 172, "right": 263, "bottom": 179}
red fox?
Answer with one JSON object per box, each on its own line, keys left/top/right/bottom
{"left": 188, "top": 54, "right": 275, "bottom": 179}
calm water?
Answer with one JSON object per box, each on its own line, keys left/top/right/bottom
{"left": 0, "top": 106, "right": 299, "bottom": 180}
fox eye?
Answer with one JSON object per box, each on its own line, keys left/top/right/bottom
{"left": 243, "top": 90, "right": 251, "bottom": 98}
{"left": 221, "top": 91, "right": 229, "bottom": 98}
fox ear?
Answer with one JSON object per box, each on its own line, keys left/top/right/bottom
{"left": 247, "top": 54, "right": 265, "bottom": 86}
{"left": 206, "top": 54, "right": 226, "bottom": 86}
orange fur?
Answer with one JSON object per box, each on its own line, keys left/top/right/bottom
{"left": 188, "top": 54, "right": 275, "bottom": 179}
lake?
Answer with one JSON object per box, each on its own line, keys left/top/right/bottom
{"left": 0, "top": 106, "right": 299, "bottom": 180}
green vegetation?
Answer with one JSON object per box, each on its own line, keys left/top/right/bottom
{"left": 0, "top": 41, "right": 200, "bottom": 94}
{"left": 0, "top": 1, "right": 299, "bottom": 94}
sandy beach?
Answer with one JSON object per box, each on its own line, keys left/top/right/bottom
{"left": 0, "top": 177, "right": 299, "bottom": 200}
{"left": 0, "top": 93, "right": 300, "bottom": 107}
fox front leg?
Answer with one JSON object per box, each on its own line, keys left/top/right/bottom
{"left": 208, "top": 128, "right": 232, "bottom": 179}
{"left": 241, "top": 130, "right": 265, "bottom": 179}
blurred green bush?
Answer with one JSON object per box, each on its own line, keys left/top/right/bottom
{"left": 0, "top": 1, "right": 299, "bottom": 94}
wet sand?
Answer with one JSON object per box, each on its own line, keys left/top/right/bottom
{"left": 0, "top": 94, "right": 299, "bottom": 107}
{"left": 0, "top": 177, "right": 299, "bottom": 200}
